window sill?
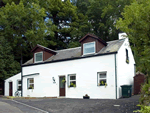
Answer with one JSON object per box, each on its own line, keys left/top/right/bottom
{"left": 28, "top": 88, "right": 34, "bottom": 90}
{"left": 68, "top": 86, "right": 76, "bottom": 88}
{"left": 82, "top": 53, "right": 96, "bottom": 57}
{"left": 98, "top": 84, "right": 108, "bottom": 86}
{"left": 34, "top": 61, "right": 43, "bottom": 63}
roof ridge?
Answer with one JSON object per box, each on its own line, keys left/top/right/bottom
{"left": 107, "top": 38, "right": 125, "bottom": 43}
{"left": 37, "top": 44, "right": 57, "bottom": 53}
{"left": 56, "top": 47, "right": 81, "bottom": 52}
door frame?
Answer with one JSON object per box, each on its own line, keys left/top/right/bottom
{"left": 59, "top": 75, "right": 66, "bottom": 97}
{"left": 9, "top": 82, "right": 13, "bottom": 96}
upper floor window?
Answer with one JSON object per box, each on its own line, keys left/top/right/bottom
{"left": 126, "top": 49, "right": 129, "bottom": 64}
{"left": 83, "top": 42, "right": 95, "bottom": 55}
{"left": 35, "top": 52, "right": 43, "bottom": 63}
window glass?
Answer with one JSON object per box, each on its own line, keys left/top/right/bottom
{"left": 18, "top": 80, "right": 21, "bottom": 84}
{"left": 28, "top": 78, "right": 34, "bottom": 89}
{"left": 98, "top": 72, "right": 107, "bottom": 86}
{"left": 17, "top": 80, "right": 21, "bottom": 91}
{"left": 68, "top": 74, "right": 76, "bottom": 87}
{"left": 60, "top": 77, "right": 65, "bottom": 88}
{"left": 70, "top": 76, "right": 76, "bottom": 80}
{"left": 99, "top": 73, "right": 106, "bottom": 78}
{"left": 29, "top": 79, "right": 34, "bottom": 83}
{"left": 83, "top": 42, "right": 95, "bottom": 55}
{"left": 35, "top": 52, "right": 43, "bottom": 62}
{"left": 18, "top": 86, "right": 22, "bottom": 90}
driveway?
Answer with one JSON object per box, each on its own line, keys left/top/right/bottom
{"left": 0, "top": 95, "right": 140, "bottom": 113}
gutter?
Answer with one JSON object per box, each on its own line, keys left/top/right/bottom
{"left": 114, "top": 54, "right": 117, "bottom": 99}
{"left": 22, "top": 51, "right": 117, "bottom": 67}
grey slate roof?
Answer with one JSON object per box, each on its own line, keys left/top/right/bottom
{"left": 23, "top": 38, "right": 125, "bottom": 65}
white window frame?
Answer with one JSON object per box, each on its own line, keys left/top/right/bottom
{"left": 34, "top": 52, "right": 43, "bottom": 63}
{"left": 68, "top": 74, "right": 76, "bottom": 87}
{"left": 83, "top": 41, "right": 96, "bottom": 55}
{"left": 27, "top": 78, "right": 34, "bottom": 89}
{"left": 17, "top": 80, "right": 21, "bottom": 91}
{"left": 97, "top": 72, "right": 107, "bottom": 86}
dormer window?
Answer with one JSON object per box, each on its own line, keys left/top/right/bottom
{"left": 83, "top": 42, "right": 95, "bottom": 55}
{"left": 35, "top": 52, "right": 43, "bottom": 63}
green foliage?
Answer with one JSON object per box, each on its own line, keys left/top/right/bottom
{"left": 134, "top": 104, "right": 150, "bottom": 113}
{"left": 68, "top": 41, "right": 80, "bottom": 48}
{"left": 0, "top": 0, "right": 54, "bottom": 79}
{"left": 39, "top": 0, "right": 82, "bottom": 49}
{"left": 0, "top": 1, "right": 53, "bottom": 49}
{"left": 0, "top": 36, "right": 20, "bottom": 80}
{"left": 69, "top": 82, "right": 76, "bottom": 87}
{"left": 116, "top": 0, "right": 150, "bottom": 74}
{"left": 139, "top": 82, "right": 150, "bottom": 106}
{"left": 76, "top": 0, "right": 132, "bottom": 41}
{"left": 61, "top": 77, "right": 66, "bottom": 83}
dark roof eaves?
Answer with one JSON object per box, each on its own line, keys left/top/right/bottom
{"left": 31, "top": 44, "right": 57, "bottom": 54}
{"left": 79, "top": 33, "right": 107, "bottom": 46}
{"left": 22, "top": 51, "right": 117, "bottom": 67}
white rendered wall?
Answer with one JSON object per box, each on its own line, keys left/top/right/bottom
{"left": 5, "top": 73, "right": 21, "bottom": 96}
{"left": 22, "top": 54, "right": 117, "bottom": 99}
{"left": 117, "top": 38, "right": 135, "bottom": 98}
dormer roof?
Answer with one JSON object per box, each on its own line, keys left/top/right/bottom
{"left": 31, "top": 44, "right": 57, "bottom": 54}
{"left": 79, "top": 33, "right": 107, "bottom": 46}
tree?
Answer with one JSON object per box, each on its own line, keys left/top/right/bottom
{"left": 0, "top": 36, "right": 20, "bottom": 80}
{"left": 0, "top": 0, "right": 54, "bottom": 79}
{"left": 0, "top": 1, "right": 54, "bottom": 63}
{"left": 76, "top": 0, "right": 132, "bottom": 41}
{"left": 116, "top": 0, "right": 150, "bottom": 75}
{"left": 39, "top": 0, "right": 89, "bottom": 49}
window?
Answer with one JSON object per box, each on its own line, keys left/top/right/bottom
{"left": 35, "top": 52, "right": 43, "bottom": 63}
{"left": 83, "top": 42, "right": 95, "bottom": 55}
{"left": 17, "top": 80, "right": 21, "bottom": 91}
{"left": 27, "top": 78, "right": 34, "bottom": 89}
{"left": 68, "top": 74, "right": 76, "bottom": 87}
{"left": 97, "top": 72, "right": 107, "bottom": 86}
{"left": 126, "top": 49, "right": 129, "bottom": 63}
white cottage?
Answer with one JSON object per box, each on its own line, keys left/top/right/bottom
{"left": 5, "top": 33, "right": 135, "bottom": 99}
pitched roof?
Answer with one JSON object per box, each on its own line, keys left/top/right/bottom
{"left": 23, "top": 38, "right": 125, "bottom": 66}
{"left": 31, "top": 44, "right": 57, "bottom": 54}
{"left": 79, "top": 33, "right": 107, "bottom": 46}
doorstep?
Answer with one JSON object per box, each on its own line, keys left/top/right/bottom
{"left": 58, "top": 96, "right": 66, "bottom": 98}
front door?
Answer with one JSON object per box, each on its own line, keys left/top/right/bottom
{"left": 9, "top": 82, "right": 13, "bottom": 96}
{"left": 59, "top": 76, "right": 65, "bottom": 96}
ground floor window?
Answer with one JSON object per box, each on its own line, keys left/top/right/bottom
{"left": 17, "top": 80, "right": 21, "bottom": 91}
{"left": 68, "top": 74, "right": 76, "bottom": 87}
{"left": 27, "top": 78, "right": 34, "bottom": 89}
{"left": 97, "top": 72, "right": 107, "bottom": 86}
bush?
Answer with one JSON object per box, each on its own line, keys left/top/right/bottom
{"left": 134, "top": 104, "right": 150, "bottom": 113}
{"left": 139, "top": 83, "right": 150, "bottom": 105}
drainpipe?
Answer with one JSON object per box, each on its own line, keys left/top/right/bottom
{"left": 21, "top": 64, "right": 23, "bottom": 97}
{"left": 114, "top": 54, "right": 117, "bottom": 99}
